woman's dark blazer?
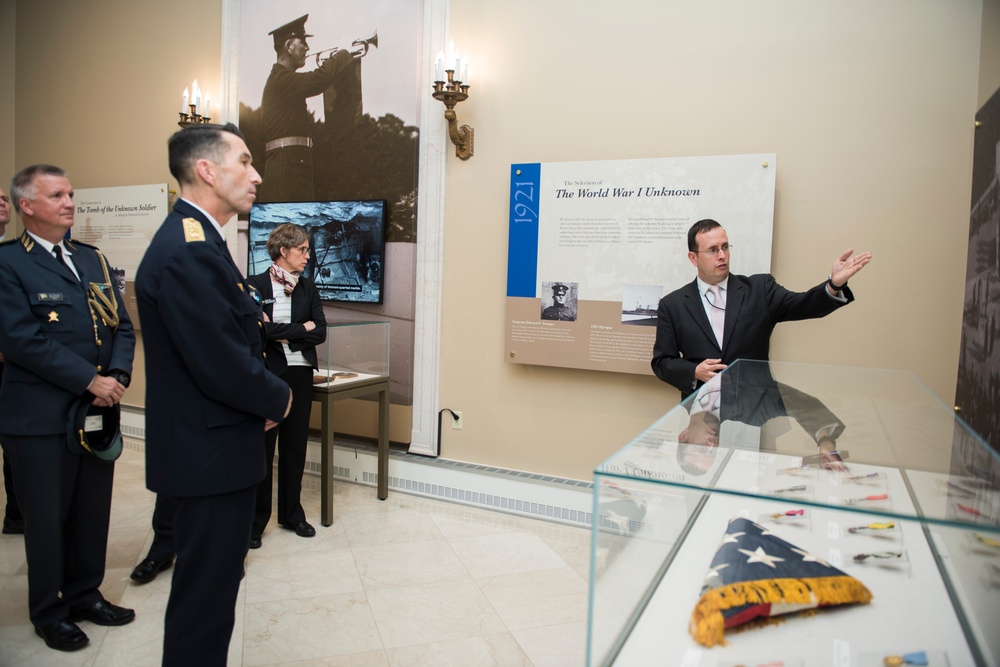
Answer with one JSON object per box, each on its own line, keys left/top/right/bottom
{"left": 248, "top": 271, "right": 327, "bottom": 374}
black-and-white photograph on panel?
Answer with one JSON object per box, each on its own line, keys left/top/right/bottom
{"left": 956, "top": 85, "right": 1000, "bottom": 456}
{"left": 238, "top": 0, "right": 421, "bottom": 406}
{"left": 621, "top": 284, "right": 661, "bottom": 326}
{"left": 540, "top": 281, "right": 578, "bottom": 322}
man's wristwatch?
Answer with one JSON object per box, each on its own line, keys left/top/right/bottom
{"left": 827, "top": 275, "right": 846, "bottom": 292}
{"left": 107, "top": 369, "right": 131, "bottom": 388}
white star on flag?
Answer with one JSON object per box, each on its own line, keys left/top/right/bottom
{"left": 791, "top": 548, "right": 830, "bottom": 567}
{"left": 738, "top": 546, "right": 785, "bottom": 568}
{"left": 721, "top": 531, "right": 745, "bottom": 544}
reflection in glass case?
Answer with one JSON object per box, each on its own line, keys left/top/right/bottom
{"left": 313, "top": 320, "right": 389, "bottom": 386}
{"left": 589, "top": 361, "right": 1000, "bottom": 667}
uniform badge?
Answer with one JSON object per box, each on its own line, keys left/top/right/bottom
{"left": 48, "top": 310, "right": 59, "bottom": 322}
{"left": 182, "top": 218, "right": 206, "bottom": 243}
{"left": 38, "top": 292, "right": 65, "bottom": 302}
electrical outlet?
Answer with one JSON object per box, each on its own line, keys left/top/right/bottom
{"left": 452, "top": 411, "right": 463, "bottom": 430}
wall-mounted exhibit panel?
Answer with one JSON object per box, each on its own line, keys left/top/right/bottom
{"left": 506, "top": 155, "right": 775, "bottom": 375}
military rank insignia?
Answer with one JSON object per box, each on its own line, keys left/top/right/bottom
{"left": 182, "top": 217, "right": 206, "bottom": 242}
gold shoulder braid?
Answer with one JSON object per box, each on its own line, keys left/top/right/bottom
{"left": 183, "top": 217, "right": 206, "bottom": 242}
{"left": 87, "top": 252, "right": 120, "bottom": 344}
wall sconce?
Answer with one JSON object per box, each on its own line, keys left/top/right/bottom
{"left": 432, "top": 43, "right": 474, "bottom": 160}
{"left": 178, "top": 79, "right": 212, "bottom": 127}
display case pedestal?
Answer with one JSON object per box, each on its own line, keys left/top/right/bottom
{"left": 311, "top": 375, "right": 390, "bottom": 526}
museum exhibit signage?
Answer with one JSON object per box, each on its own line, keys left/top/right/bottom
{"left": 505, "top": 154, "right": 776, "bottom": 374}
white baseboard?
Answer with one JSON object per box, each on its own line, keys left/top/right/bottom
{"left": 122, "top": 408, "right": 595, "bottom": 528}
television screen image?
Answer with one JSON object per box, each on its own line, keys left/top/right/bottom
{"left": 248, "top": 200, "right": 386, "bottom": 304}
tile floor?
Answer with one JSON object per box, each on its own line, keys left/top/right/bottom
{"left": 0, "top": 441, "right": 592, "bottom": 666}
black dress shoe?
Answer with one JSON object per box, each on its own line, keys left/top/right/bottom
{"left": 130, "top": 557, "right": 173, "bottom": 584}
{"left": 282, "top": 520, "right": 316, "bottom": 537}
{"left": 2, "top": 517, "right": 24, "bottom": 534}
{"left": 34, "top": 620, "right": 89, "bottom": 651}
{"left": 249, "top": 534, "right": 262, "bottom": 549}
{"left": 70, "top": 600, "right": 136, "bottom": 626}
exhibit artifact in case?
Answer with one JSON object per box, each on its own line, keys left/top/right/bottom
{"left": 313, "top": 320, "right": 389, "bottom": 385}
{"left": 589, "top": 360, "right": 999, "bottom": 667}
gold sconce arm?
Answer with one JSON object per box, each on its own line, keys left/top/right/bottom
{"left": 432, "top": 70, "right": 474, "bottom": 160}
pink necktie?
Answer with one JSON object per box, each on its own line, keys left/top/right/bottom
{"left": 707, "top": 284, "right": 725, "bottom": 347}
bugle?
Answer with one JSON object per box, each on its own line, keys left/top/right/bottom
{"left": 313, "top": 31, "right": 378, "bottom": 66}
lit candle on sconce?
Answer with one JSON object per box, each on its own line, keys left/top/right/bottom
{"left": 181, "top": 87, "right": 189, "bottom": 113}
{"left": 431, "top": 40, "right": 474, "bottom": 159}
{"left": 192, "top": 79, "right": 201, "bottom": 116}
{"left": 204, "top": 94, "right": 211, "bottom": 120}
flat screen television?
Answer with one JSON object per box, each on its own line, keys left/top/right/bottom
{"left": 248, "top": 200, "right": 386, "bottom": 304}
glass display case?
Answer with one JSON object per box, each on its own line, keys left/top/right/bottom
{"left": 314, "top": 320, "right": 390, "bottom": 384}
{"left": 312, "top": 320, "right": 391, "bottom": 523}
{"left": 589, "top": 361, "right": 1000, "bottom": 667}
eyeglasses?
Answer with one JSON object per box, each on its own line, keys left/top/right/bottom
{"left": 694, "top": 243, "right": 733, "bottom": 257}
{"left": 292, "top": 245, "right": 311, "bottom": 255}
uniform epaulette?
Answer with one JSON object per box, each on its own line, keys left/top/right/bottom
{"left": 65, "top": 238, "right": 100, "bottom": 251}
{"left": 182, "top": 218, "right": 206, "bottom": 243}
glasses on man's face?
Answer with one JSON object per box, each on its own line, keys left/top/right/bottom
{"left": 694, "top": 243, "right": 733, "bottom": 257}
{"left": 293, "top": 245, "right": 311, "bottom": 255}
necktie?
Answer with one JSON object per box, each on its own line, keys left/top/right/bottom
{"left": 53, "top": 245, "right": 79, "bottom": 282}
{"left": 707, "top": 284, "right": 725, "bottom": 347}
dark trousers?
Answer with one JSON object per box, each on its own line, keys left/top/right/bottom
{"left": 3, "top": 449, "right": 22, "bottom": 524}
{"left": 162, "top": 485, "right": 254, "bottom": 667}
{"left": 253, "top": 365, "right": 313, "bottom": 535}
{"left": 1, "top": 434, "right": 113, "bottom": 627}
{"left": 146, "top": 494, "right": 177, "bottom": 562}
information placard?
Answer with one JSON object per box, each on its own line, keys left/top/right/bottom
{"left": 505, "top": 155, "right": 776, "bottom": 374}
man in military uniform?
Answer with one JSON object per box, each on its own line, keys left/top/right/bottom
{"left": 0, "top": 165, "right": 135, "bottom": 651}
{"left": 258, "top": 14, "right": 355, "bottom": 203}
{"left": 136, "top": 123, "right": 291, "bottom": 666}
{"left": 541, "top": 283, "right": 576, "bottom": 321}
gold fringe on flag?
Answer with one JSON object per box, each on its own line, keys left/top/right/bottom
{"left": 689, "top": 575, "right": 872, "bottom": 648}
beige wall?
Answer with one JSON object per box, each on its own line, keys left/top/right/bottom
{"left": 1, "top": 0, "right": 15, "bottom": 212}
{"left": 440, "top": 0, "right": 984, "bottom": 480}
{"left": 8, "top": 0, "right": 991, "bottom": 481}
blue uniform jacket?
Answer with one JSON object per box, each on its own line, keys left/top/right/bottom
{"left": 136, "top": 200, "right": 289, "bottom": 497}
{"left": 0, "top": 232, "right": 135, "bottom": 435}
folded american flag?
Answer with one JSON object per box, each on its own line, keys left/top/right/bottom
{"left": 690, "top": 516, "right": 873, "bottom": 647}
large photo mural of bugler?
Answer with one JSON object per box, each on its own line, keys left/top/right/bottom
{"left": 238, "top": 0, "right": 421, "bottom": 406}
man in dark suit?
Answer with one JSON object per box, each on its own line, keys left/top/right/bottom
{"left": 0, "top": 165, "right": 135, "bottom": 651}
{"left": 136, "top": 123, "right": 291, "bottom": 666}
{"left": 651, "top": 218, "right": 871, "bottom": 398}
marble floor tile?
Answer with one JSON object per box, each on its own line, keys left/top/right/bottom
{"left": 512, "top": 620, "right": 588, "bottom": 667}
{"left": 385, "top": 632, "right": 533, "bottom": 667}
{"left": 477, "top": 567, "right": 589, "bottom": 632}
{"left": 448, "top": 531, "right": 568, "bottom": 578}
{"left": 243, "top": 591, "right": 382, "bottom": 665}
{"left": 366, "top": 580, "right": 508, "bottom": 649}
{"left": 352, "top": 539, "right": 470, "bottom": 590}
{"left": 246, "top": 548, "right": 363, "bottom": 604}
